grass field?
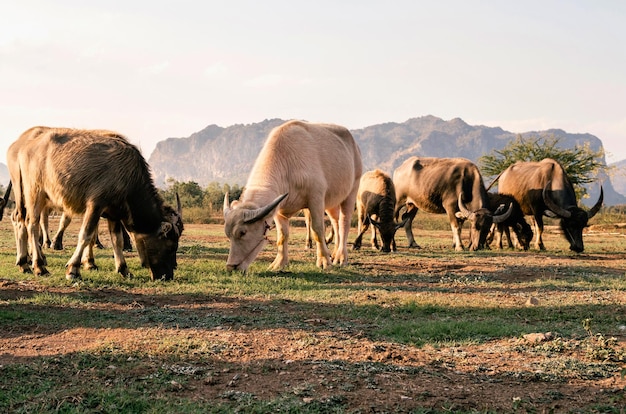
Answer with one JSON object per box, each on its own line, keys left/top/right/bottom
{"left": 0, "top": 213, "right": 625, "bottom": 413}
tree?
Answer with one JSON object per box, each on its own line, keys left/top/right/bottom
{"left": 479, "top": 135, "right": 605, "bottom": 198}
{"left": 161, "top": 179, "right": 205, "bottom": 208}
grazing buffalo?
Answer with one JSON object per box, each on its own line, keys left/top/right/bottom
{"left": 486, "top": 192, "right": 533, "bottom": 250}
{"left": 223, "top": 120, "right": 362, "bottom": 272}
{"left": 497, "top": 158, "right": 603, "bottom": 252}
{"left": 393, "top": 157, "right": 511, "bottom": 251}
{"left": 353, "top": 169, "right": 407, "bottom": 252}
{"left": 6, "top": 126, "right": 183, "bottom": 280}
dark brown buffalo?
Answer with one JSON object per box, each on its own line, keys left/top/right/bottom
{"left": 486, "top": 192, "right": 533, "bottom": 250}
{"left": 5, "top": 126, "right": 183, "bottom": 280}
{"left": 393, "top": 157, "right": 511, "bottom": 251}
{"left": 497, "top": 158, "right": 603, "bottom": 252}
{"left": 353, "top": 169, "right": 407, "bottom": 252}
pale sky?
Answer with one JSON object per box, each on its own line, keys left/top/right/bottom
{"left": 1, "top": 1, "right": 626, "bottom": 166}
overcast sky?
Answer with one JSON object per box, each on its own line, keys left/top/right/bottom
{"left": 1, "top": 1, "right": 625, "bottom": 167}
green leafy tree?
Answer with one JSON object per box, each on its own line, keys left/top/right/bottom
{"left": 161, "top": 179, "right": 205, "bottom": 208}
{"left": 479, "top": 135, "right": 605, "bottom": 198}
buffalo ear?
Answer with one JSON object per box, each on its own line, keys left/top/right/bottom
{"left": 160, "top": 222, "right": 173, "bottom": 237}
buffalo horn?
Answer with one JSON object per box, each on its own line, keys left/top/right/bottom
{"left": 243, "top": 193, "right": 289, "bottom": 224}
{"left": 587, "top": 186, "right": 604, "bottom": 219}
{"left": 395, "top": 215, "right": 411, "bottom": 230}
{"left": 492, "top": 203, "right": 513, "bottom": 224}
{"left": 542, "top": 181, "right": 572, "bottom": 218}
{"left": 457, "top": 192, "right": 472, "bottom": 219}
{"left": 176, "top": 192, "right": 182, "bottom": 217}
{"left": 223, "top": 192, "right": 231, "bottom": 218}
{"left": 368, "top": 215, "right": 381, "bottom": 227}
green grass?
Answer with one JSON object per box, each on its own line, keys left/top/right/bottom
{"left": 0, "top": 213, "right": 625, "bottom": 413}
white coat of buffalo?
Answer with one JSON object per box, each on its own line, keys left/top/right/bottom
{"left": 393, "top": 157, "right": 511, "bottom": 251}
{"left": 353, "top": 169, "right": 406, "bottom": 252}
{"left": 497, "top": 158, "right": 603, "bottom": 252}
{"left": 5, "top": 127, "right": 183, "bottom": 280}
{"left": 223, "top": 120, "right": 362, "bottom": 272}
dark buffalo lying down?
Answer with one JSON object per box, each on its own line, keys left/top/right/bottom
{"left": 497, "top": 158, "right": 602, "bottom": 252}
{"left": 5, "top": 126, "right": 183, "bottom": 280}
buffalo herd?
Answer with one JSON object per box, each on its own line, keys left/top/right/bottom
{"left": 1, "top": 121, "right": 604, "bottom": 278}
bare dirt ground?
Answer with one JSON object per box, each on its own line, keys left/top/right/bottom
{"left": 1, "top": 222, "right": 625, "bottom": 413}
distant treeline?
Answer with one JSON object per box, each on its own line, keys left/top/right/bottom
{"left": 1, "top": 181, "right": 625, "bottom": 225}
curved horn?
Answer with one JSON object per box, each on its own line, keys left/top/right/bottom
{"left": 457, "top": 192, "right": 471, "bottom": 219}
{"left": 587, "top": 186, "right": 603, "bottom": 219}
{"left": 223, "top": 192, "right": 231, "bottom": 218}
{"left": 492, "top": 202, "right": 513, "bottom": 224}
{"left": 368, "top": 215, "right": 381, "bottom": 228}
{"left": 542, "top": 181, "right": 571, "bottom": 218}
{"left": 175, "top": 192, "right": 182, "bottom": 217}
{"left": 243, "top": 193, "right": 288, "bottom": 224}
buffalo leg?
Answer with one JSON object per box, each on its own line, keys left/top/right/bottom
{"left": 306, "top": 202, "right": 333, "bottom": 269}
{"left": 400, "top": 205, "right": 420, "bottom": 248}
{"left": 269, "top": 213, "right": 291, "bottom": 270}
{"left": 326, "top": 206, "right": 341, "bottom": 262}
{"left": 26, "top": 203, "right": 49, "bottom": 276}
{"left": 353, "top": 215, "right": 369, "bottom": 250}
{"left": 40, "top": 209, "right": 52, "bottom": 249}
{"left": 65, "top": 208, "right": 100, "bottom": 280}
{"left": 370, "top": 222, "right": 380, "bottom": 250}
{"left": 52, "top": 212, "right": 72, "bottom": 250}
{"left": 11, "top": 209, "right": 31, "bottom": 273}
{"left": 333, "top": 185, "right": 357, "bottom": 267}
{"left": 531, "top": 215, "right": 546, "bottom": 250}
{"left": 449, "top": 216, "right": 465, "bottom": 251}
{"left": 108, "top": 219, "right": 130, "bottom": 277}
{"left": 303, "top": 209, "right": 313, "bottom": 249}
{"left": 80, "top": 236, "right": 98, "bottom": 270}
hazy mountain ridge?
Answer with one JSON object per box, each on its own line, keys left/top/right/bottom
{"left": 609, "top": 159, "right": 626, "bottom": 198}
{"left": 146, "top": 115, "right": 624, "bottom": 205}
{"left": 1, "top": 116, "right": 624, "bottom": 206}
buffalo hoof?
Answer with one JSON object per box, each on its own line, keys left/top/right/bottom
{"left": 83, "top": 261, "right": 98, "bottom": 271}
{"left": 116, "top": 264, "right": 131, "bottom": 278}
{"left": 18, "top": 264, "right": 33, "bottom": 274}
{"left": 66, "top": 274, "right": 82, "bottom": 281}
{"left": 34, "top": 267, "right": 50, "bottom": 277}
{"left": 65, "top": 263, "right": 82, "bottom": 280}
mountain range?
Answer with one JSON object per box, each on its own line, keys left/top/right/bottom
{"left": 1, "top": 116, "right": 624, "bottom": 206}
{"left": 148, "top": 115, "right": 625, "bottom": 206}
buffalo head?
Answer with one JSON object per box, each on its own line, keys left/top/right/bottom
{"left": 223, "top": 192, "right": 288, "bottom": 272}
{"left": 368, "top": 214, "right": 410, "bottom": 253}
{"left": 134, "top": 194, "right": 183, "bottom": 280}
{"left": 543, "top": 183, "right": 603, "bottom": 253}
{"left": 457, "top": 193, "right": 512, "bottom": 251}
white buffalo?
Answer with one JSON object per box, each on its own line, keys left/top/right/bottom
{"left": 223, "top": 120, "right": 362, "bottom": 272}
